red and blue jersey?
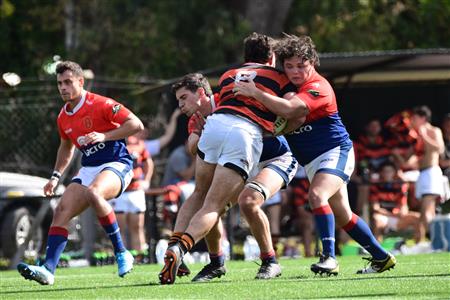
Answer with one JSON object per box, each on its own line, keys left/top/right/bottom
{"left": 57, "top": 90, "right": 133, "bottom": 167}
{"left": 285, "top": 72, "right": 351, "bottom": 165}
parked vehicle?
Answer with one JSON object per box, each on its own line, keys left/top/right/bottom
{"left": 0, "top": 172, "right": 65, "bottom": 259}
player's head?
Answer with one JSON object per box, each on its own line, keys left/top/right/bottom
{"left": 365, "top": 118, "right": 382, "bottom": 136}
{"left": 172, "top": 73, "right": 212, "bottom": 117}
{"left": 243, "top": 32, "right": 275, "bottom": 66}
{"left": 411, "top": 105, "right": 431, "bottom": 128}
{"left": 275, "top": 34, "right": 319, "bottom": 86}
{"left": 55, "top": 61, "right": 84, "bottom": 103}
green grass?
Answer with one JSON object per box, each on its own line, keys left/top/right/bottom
{"left": 1, "top": 253, "right": 449, "bottom": 299}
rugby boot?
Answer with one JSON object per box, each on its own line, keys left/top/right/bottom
{"left": 191, "top": 263, "right": 226, "bottom": 282}
{"left": 310, "top": 254, "right": 339, "bottom": 276}
{"left": 159, "top": 245, "right": 183, "bottom": 284}
{"left": 177, "top": 260, "right": 191, "bottom": 277}
{"left": 116, "top": 250, "right": 134, "bottom": 277}
{"left": 17, "top": 263, "right": 55, "bottom": 285}
{"left": 356, "top": 253, "right": 396, "bottom": 274}
{"left": 255, "top": 262, "right": 281, "bottom": 279}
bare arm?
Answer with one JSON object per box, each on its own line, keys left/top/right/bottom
{"left": 158, "top": 109, "right": 181, "bottom": 149}
{"left": 281, "top": 116, "right": 307, "bottom": 135}
{"left": 234, "top": 78, "right": 308, "bottom": 119}
{"left": 141, "top": 156, "right": 154, "bottom": 190}
{"left": 84, "top": 114, "right": 144, "bottom": 144}
{"left": 370, "top": 202, "right": 394, "bottom": 217}
{"left": 44, "top": 138, "right": 75, "bottom": 196}
{"left": 187, "top": 133, "right": 200, "bottom": 156}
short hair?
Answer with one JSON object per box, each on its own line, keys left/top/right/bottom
{"left": 243, "top": 32, "right": 274, "bottom": 64}
{"left": 412, "top": 105, "right": 432, "bottom": 122}
{"left": 171, "top": 73, "right": 212, "bottom": 97}
{"left": 378, "top": 161, "right": 397, "bottom": 173}
{"left": 275, "top": 34, "right": 320, "bottom": 66}
{"left": 55, "top": 61, "right": 84, "bottom": 77}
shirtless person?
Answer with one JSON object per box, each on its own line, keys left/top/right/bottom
{"left": 410, "top": 106, "right": 446, "bottom": 242}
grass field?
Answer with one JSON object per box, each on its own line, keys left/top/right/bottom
{"left": 1, "top": 253, "right": 449, "bottom": 299}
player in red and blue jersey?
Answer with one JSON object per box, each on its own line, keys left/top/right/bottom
{"left": 17, "top": 61, "right": 144, "bottom": 285}
{"left": 234, "top": 34, "right": 396, "bottom": 275}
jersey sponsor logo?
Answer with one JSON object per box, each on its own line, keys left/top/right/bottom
{"left": 83, "top": 142, "right": 106, "bottom": 157}
{"left": 320, "top": 158, "right": 334, "bottom": 164}
{"left": 112, "top": 104, "right": 121, "bottom": 114}
{"left": 234, "top": 70, "right": 257, "bottom": 83}
{"left": 82, "top": 116, "right": 93, "bottom": 129}
{"left": 86, "top": 100, "right": 93, "bottom": 105}
{"left": 64, "top": 128, "right": 73, "bottom": 134}
{"left": 291, "top": 125, "right": 313, "bottom": 134}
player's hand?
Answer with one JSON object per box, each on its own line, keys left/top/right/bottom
{"left": 84, "top": 131, "right": 106, "bottom": 144}
{"left": 171, "top": 108, "right": 182, "bottom": 120}
{"left": 233, "top": 78, "right": 258, "bottom": 99}
{"left": 192, "top": 111, "right": 206, "bottom": 135}
{"left": 43, "top": 179, "right": 58, "bottom": 197}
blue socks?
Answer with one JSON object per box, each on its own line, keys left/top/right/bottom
{"left": 343, "top": 213, "right": 388, "bottom": 260}
{"left": 99, "top": 211, "right": 126, "bottom": 254}
{"left": 312, "top": 205, "right": 335, "bottom": 257}
{"left": 44, "top": 226, "right": 68, "bottom": 273}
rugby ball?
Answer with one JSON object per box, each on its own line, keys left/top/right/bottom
{"left": 273, "top": 116, "right": 287, "bottom": 135}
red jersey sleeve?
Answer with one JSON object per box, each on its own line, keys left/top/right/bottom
{"left": 297, "top": 81, "right": 331, "bottom": 114}
{"left": 102, "top": 98, "right": 132, "bottom": 124}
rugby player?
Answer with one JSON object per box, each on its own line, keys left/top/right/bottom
{"left": 17, "top": 61, "right": 143, "bottom": 285}
{"left": 159, "top": 32, "right": 296, "bottom": 284}
{"left": 234, "top": 34, "right": 396, "bottom": 275}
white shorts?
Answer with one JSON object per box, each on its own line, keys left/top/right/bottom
{"left": 110, "top": 189, "right": 146, "bottom": 213}
{"left": 250, "top": 151, "right": 298, "bottom": 188}
{"left": 415, "top": 166, "right": 445, "bottom": 200}
{"left": 198, "top": 113, "right": 263, "bottom": 180}
{"left": 305, "top": 143, "right": 355, "bottom": 183}
{"left": 72, "top": 161, "right": 133, "bottom": 196}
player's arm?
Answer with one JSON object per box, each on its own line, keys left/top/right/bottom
{"left": 370, "top": 201, "right": 393, "bottom": 217}
{"left": 44, "top": 138, "right": 75, "bottom": 196}
{"left": 281, "top": 116, "right": 307, "bottom": 135}
{"left": 85, "top": 113, "right": 144, "bottom": 144}
{"left": 158, "top": 109, "right": 181, "bottom": 149}
{"left": 141, "top": 155, "right": 154, "bottom": 190}
{"left": 187, "top": 133, "right": 200, "bottom": 157}
{"left": 234, "top": 78, "right": 308, "bottom": 119}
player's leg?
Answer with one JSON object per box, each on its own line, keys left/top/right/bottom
{"left": 192, "top": 219, "right": 227, "bottom": 282}
{"left": 371, "top": 213, "right": 389, "bottom": 241}
{"left": 330, "top": 185, "right": 395, "bottom": 274}
{"left": 239, "top": 167, "right": 284, "bottom": 279}
{"left": 125, "top": 190, "right": 147, "bottom": 252}
{"left": 419, "top": 195, "right": 437, "bottom": 242}
{"left": 297, "top": 205, "right": 314, "bottom": 257}
{"left": 18, "top": 183, "right": 90, "bottom": 285}
{"left": 308, "top": 172, "right": 342, "bottom": 275}
{"left": 112, "top": 193, "right": 129, "bottom": 248}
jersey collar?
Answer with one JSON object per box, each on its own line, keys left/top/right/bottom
{"left": 64, "top": 90, "right": 87, "bottom": 115}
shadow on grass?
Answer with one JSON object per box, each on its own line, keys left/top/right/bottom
{"left": 281, "top": 273, "right": 450, "bottom": 283}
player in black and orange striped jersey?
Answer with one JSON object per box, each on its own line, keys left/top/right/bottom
{"left": 369, "top": 162, "right": 420, "bottom": 243}
{"left": 215, "top": 64, "right": 294, "bottom": 133}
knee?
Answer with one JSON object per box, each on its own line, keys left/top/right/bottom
{"left": 239, "top": 193, "right": 261, "bottom": 217}
{"left": 86, "top": 186, "right": 103, "bottom": 204}
{"left": 308, "top": 188, "right": 327, "bottom": 208}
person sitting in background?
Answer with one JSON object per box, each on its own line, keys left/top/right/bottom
{"left": 110, "top": 134, "right": 153, "bottom": 260}
{"left": 144, "top": 109, "right": 181, "bottom": 156}
{"left": 369, "top": 162, "right": 420, "bottom": 243}
{"left": 161, "top": 142, "right": 195, "bottom": 186}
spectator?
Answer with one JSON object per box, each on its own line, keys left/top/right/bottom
{"left": 369, "top": 162, "right": 420, "bottom": 243}
{"left": 144, "top": 109, "right": 181, "bottom": 156}
{"left": 110, "top": 134, "right": 153, "bottom": 256}
{"left": 161, "top": 142, "right": 195, "bottom": 186}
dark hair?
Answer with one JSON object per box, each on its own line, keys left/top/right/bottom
{"left": 412, "top": 105, "right": 432, "bottom": 122}
{"left": 275, "top": 34, "right": 320, "bottom": 66}
{"left": 243, "top": 32, "right": 274, "bottom": 64}
{"left": 55, "top": 61, "right": 83, "bottom": 77}
{"left": 378, "top": 161, "right": 397, "bottom": 173}
{"left": 171, "top": 73, "right": 212, "bottom": 97}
